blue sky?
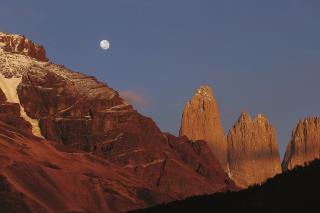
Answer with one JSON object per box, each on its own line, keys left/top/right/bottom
{"left": 1, "top": 0, "right": 320, "bottom": 157}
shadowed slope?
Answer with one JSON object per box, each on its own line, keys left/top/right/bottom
{"left": 132, "top": 159, "right": 320, "bottom": 213}
{"left": 0, "top": 122, "right": 171, "bottom": 213}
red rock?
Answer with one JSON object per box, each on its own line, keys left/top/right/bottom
{"left": 227, "top": 112, "right": 281, "bottom": 188}
{"left": 0, "top": 88, "right": 6, "bottom": 102}
{"left": 0, "top": 32, "right": 236, "bottom": 210}
{"left": 282, "top": 117, "right": 320, "bottom": 171}
{"left": 0, "top": 88, "right": 32, "bottom": 133}
{"left": 179, "top": 86, "right": 228, "bottom": 170}
{"left": 13, "top": 54, "right": 235, "bottom": 199}
{"left": 0, "top": 122, "right": 170, "bottom": 213}
{"left": 165, "top": 134, "right": 238, "bottom": 192}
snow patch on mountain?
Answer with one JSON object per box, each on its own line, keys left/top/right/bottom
{"left": 0, "top": 74, "right": 43, "bottom": 138}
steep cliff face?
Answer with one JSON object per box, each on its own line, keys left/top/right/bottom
{"left": 227, "top": 112, "right": 281, "bottom": 188}
{"left": 282, "top": 117, "right": 320, "bottom": 171}
{"left": 179, "top": 86, "right": 227, "bottom": 169}
{"left": 0, "top": 32, "right": 236, "bottom": 211}
{"left": 132, "top": 159, "right": 320, "bottom": 213}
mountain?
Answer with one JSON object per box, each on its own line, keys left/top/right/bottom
{"left": 179, "top": 86, "right": 281, "bottom": 188}
{"left": 0, "top": 32, "right": 48, "bottom": 62}
{"left": 0, "top": 32, "right": 236, "bottom": 212}
{"left": 226, "top": 112, "right": 281, "bottom": 188}
{"left": 0, "top": 122, "right": 171, "bottom": 213}
{"left": 179, "top": 86, "right": 228, "bottom": 169}
{"left": 282, "top": 117, "right": 320, "bottom": 171}
{"left": 131, "top": 159, "right": 320, "bottom": 213}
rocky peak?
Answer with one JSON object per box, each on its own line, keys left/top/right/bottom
{"left": 227, "top": 112, "right": 281, "bottom": 188}
{"left": 195, "top": 85, "right": 214, "bottom": 100}
{"left": 179, "top": 85, "right": 228, "bottom": 170}
{"left": 0, "top": 32, "right": 48, "bottom": 62}
{"left": 238, "top": 112, "right": 268, "bottom": 124}
{"left": 238, "top": 111, "right": 251, "bottom": 122}
{"left": 282, "top": 117, "right": 320, "bottom": 171}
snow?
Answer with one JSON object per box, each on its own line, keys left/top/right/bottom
{"left": 0, "top": 32, "right": 23, "bottom": 38}
{"left": 123, "top": 159, "right": 164, "bottom": 169}
{"left": 226, "top": 163, "right": 232, "bottom": 178}
{"left": 141, "top": 159, "right": 164, "bottom": 168}
{"left": 196, "top": 86, "right": 213, "bottom": 100}
{"left": 115, "top": 148, "right": 145, "bottom": 158}
{"left": 256, "top": 113, "right": 266, "bottom": 125}
{"left": 0, "top": 74, "right": 43, "bottom": 138}
{"left": 0, "top": 33, "right": 128, "bottom": 137}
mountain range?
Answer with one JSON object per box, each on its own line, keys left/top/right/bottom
{"left": 0, "top": 32, "right": 320, "bottom": 212}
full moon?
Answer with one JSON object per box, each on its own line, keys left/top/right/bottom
{"left": 100, "top": 40, "right": 110, "bottom": 50}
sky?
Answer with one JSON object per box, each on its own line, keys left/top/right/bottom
{"left": 1, "top": 0, "right": 320, "bottom": 158}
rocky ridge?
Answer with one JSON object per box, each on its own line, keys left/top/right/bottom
{"left": 0, "top": 32, "right": 48, "bottom": 63}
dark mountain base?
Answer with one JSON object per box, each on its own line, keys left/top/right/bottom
{"left": 0, "top": 175, "right": 31, "bottom": 213}
{"left": 132, "top": 159, "right": 320, "bottom": 213}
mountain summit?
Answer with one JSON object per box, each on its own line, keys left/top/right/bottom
{"left": 0, "top": 32, "right": 48, "bottom": 62}
{"left": 179, "top": 86, "right": 228, "bottom": 170}
{"left": 227, "top": 112, "right": 281, "bottom": 188}
{"left": 282, "top": 117, "right": 320, "bottom": 171}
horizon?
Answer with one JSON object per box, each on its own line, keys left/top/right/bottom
{"left": 2, "top": 0, "right": 320, "bottom": 158}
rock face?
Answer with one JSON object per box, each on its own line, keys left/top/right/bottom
{"left": 179, "top": 86, "right": 227, "bottom": 169}
{"left": 0, "top": 88, "right": 32, "bottom": 133}
{"left": 282, "top": 117, "right": 320, "bottom": 171}
{"left": 227, "top": 112, "right": 281, "bottom": 188}
{"left": 165, "top": 134, "right": 238, "bottom": 192}
{"left": 0, "top": 122, "right": 171, "bottom": 213}
{"left": 0, "top": 32, "right": 48, "bottom": 63}
{"left": 0, "top": 32, "right": 236, "bottom": 211}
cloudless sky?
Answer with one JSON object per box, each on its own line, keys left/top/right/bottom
{"left": 1, "top": 0, "right": 320, "bottom": 158}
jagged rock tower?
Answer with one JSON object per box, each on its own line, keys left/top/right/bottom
{"left": 282, "top": 117, "right": 320, "bottom": 171}
{"left": 227, "top": 112, "right": 281, "bottom": 188}
{"left": 180, "top": 86, "right": 228, "bottom": 170}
